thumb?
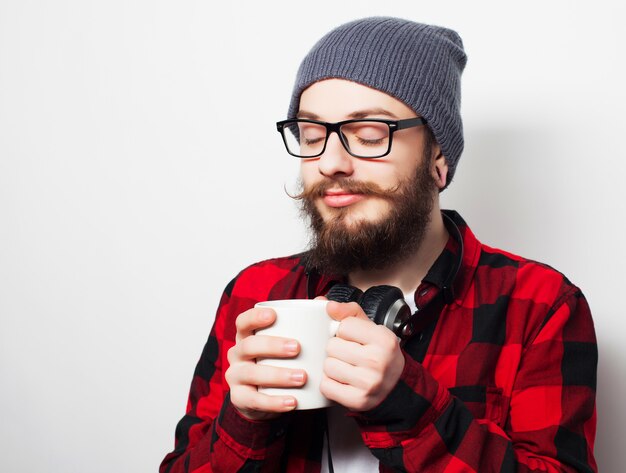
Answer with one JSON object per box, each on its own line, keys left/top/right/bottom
{"left": 326, "top": 300, "right": 369, "bottom": 322}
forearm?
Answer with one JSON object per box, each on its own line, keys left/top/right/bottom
{"left": 161, "top": 271, "right": 300, "bottom": 473}
{"left": 355, "top": 350, "right": 596, "bottom": 472}
{"left": 162, "top": 395, "right": 290, "bottom": 473}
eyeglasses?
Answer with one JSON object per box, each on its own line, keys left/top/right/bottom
{"left": 276, "top": 117, "right": 428, "bottom": 159}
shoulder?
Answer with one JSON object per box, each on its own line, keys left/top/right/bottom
{"left": 222, "top": 253, "right": 310, "bottom": 303}
{"left": 472, "top": 242, "right": 592, "bottom": 344}
{"left": 476, "top": 242, "right": 581, "bottom": 306}
{"left": 208, "top": 254, "right": 310, "bottom": 351}
{"left": 464, "top": 241, "right": 595, "bottom": 350}
{"left": 448, "top": 211, "right": 593, "bottom": 346}
{"left": 447, "top": 208, "right": 582, "bottom": 308}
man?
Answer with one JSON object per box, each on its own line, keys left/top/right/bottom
{"left": 161, "top": 17, "right": 597, "bottom": 472}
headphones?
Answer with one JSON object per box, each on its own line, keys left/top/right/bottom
{"left": 325, "top": 284, "right": 415, "bottom": 339}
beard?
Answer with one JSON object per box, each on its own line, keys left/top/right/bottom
{"left": 296, "top": 154, "right": 438, "bottom": 276}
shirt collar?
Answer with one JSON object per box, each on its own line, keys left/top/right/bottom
{"left": 439, "top": 209, "right": 481, "bottom": 305}
{"left": 421, "top": 211, "right": 462, "bottom": 303}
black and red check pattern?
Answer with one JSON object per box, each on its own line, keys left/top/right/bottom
{"left": 161, "top": 210, "right": 597, "bottom": 472}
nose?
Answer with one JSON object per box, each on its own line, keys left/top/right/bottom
{"left": 317, "top": 131, "right": 354, "bottom": 178}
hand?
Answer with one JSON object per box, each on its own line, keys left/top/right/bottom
{"left": 320, "top": 301, "right": 405, "bottom": 412}
{"left": 225, "top": 308, "right": 307, "bottom": 420}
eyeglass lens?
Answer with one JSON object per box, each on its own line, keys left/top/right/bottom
{"left": 282, "top": 121, "right": 391, "bottom": 158}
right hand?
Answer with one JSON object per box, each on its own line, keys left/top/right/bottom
{"left": 225, "top": 307, "right": 307, "bottom": 420}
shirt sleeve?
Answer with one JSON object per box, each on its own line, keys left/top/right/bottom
{"left": 159, "top": 280, "right": 291, "bottom": 473}
{"left": 353, "top": 286, "right": 598, "bottom": 472}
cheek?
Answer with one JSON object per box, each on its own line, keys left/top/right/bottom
{"left": 388, "top": 138, "right": 423, "bottom": 173}
{"left": 300, "top": 160, "right": 319, "bottom": 186}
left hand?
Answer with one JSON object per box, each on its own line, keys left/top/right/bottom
{"left": 320, "top": 300, "right": 405, "bottom": 411}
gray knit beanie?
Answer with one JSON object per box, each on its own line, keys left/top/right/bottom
{"left": 287, "top": 17, "right": 467, "bottom": 187}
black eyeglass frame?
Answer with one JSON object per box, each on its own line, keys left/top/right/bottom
{"left": 275, "top": 117, "right": 428, "bottom": 159}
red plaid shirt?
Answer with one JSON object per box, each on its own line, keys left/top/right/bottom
{"left": 161, "top": 211, "right": 597, "bottom": 472}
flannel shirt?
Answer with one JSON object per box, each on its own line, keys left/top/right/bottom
{"left": 161, "top": 210, "right": 597, "bottom": 472}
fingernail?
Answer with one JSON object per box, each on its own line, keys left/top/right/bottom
{"left": 284, "top": 340, "right": 298, "bottom": 353}
{"left": 283, "top": 398, "right": 296, "bottom": 407}
{"left": 259, "top": 310, "right": 272, "bottom": 322}
{"left": 290, "top": 371, "right": 305, "bottom": 383}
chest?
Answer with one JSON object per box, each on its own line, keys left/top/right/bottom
{"left": 404, "top": 301, "right": 521, "bottom": 428}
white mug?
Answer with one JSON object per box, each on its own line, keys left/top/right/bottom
{"left": 254, "top": 299, "right": 340, "bottom": 410}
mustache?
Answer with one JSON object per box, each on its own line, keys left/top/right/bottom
{"left": 289, "top": 178, "right": 401, "bottom": 201}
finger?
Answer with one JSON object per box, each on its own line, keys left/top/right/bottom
{"left": 228, "top": 362, "right": 307, "bottom": 388}
{"left": 326, "top": 336, "right": 363, "bottom": 366}
{"left": 334, "top": 316, "right": 386, "bottom": 344}
{"left": 314, "top": 295, "right": 328, "bottom": 301}
{"left": 323, "top": 356, "right": 370, "bottom": 390}
{"left": 230, "top": 385, "right": 298, "bottom": 414}
{"left": 238, "top": 334, "right": 300, "bottom": 360}
{"left": 326, "top": 300, "right": 370, "bottom": 322}
{"left": 235, "top": 308, "right": 276, "bottom": 342}
{"left": 336, "top": 316, "right": 401, "bottom": 347}
{"left": 319, "top": 375, "right": 367, "bottom": 411}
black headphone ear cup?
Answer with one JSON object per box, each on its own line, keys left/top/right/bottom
{"left": 326, "top": 284, "right": 364, "bottom": 304}
{"left": 360, "top": 285, "right": 407, "bottom": 327}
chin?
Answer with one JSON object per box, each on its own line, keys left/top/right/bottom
{"left": 323, "top": 205, "right": 389, "bottom": 228}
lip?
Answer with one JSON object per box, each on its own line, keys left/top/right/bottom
{"left": 322, "top": 190, "right": 365, "bottom": 208}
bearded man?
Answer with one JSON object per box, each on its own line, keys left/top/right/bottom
{"left": 161, "top": 17, "right": 597, "bottom": 473}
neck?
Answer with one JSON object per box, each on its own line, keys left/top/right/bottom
{"left": 348, "top": 205, "right": 448, "bottom": 294}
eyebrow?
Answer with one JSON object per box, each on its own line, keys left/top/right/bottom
{"left": 296, "top": 108, "right": 401, "bottom": 120}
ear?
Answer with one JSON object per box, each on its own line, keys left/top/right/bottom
{"left": 432, "top": 152, "right": 448, "bottom": 190}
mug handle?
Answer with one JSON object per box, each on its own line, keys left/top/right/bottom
{"left": 329, "top": 320, "right": 340, "bottom": 337}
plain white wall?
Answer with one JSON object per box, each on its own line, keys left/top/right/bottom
{"left": 1, "top": 1, "right": 624, "bottom": 471}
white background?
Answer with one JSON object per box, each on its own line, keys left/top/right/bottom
{"left": 1, "top": 1, "right": 624, "bottom": 471}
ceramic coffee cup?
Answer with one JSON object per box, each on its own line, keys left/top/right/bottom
{"left": 254, "top": 299, "right": 339, "bottom": 410}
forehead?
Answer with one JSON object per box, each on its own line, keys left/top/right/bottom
{"left": 298, "top": 78, "right": 416, "bottom": 121}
